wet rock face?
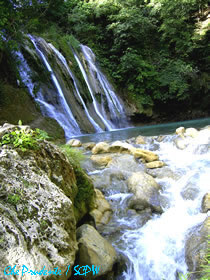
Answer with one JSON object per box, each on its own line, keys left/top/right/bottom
{"left": 0, "top": 137, "right": 78, "bottom": 280}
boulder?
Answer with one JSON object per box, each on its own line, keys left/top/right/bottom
{"left": 146, "top": 166, "right": 181, "bottom": 181}
{"left": 108, "top": 141, "right": 134, "bottom": 154}
{"left": 107, "top": 154, "right": 145, "bottom": 174}
{"left": 67, "top": 139, "right": 82, "bottom": 147}
{"left": 132, "top": 148, "right": 159, "bottom": 162}
{"left": 0, "top": 139, "right": 79, "bottom": 280}
{"left": 76, "top": 224, "right": 117, "bottom": 279}
{"left": 185, "top": 217, "right": 209, "bottom": 280}
{"left": 127, "top": 171, "right": 162, "bottom": 213}
{"left": 201, "top": 193, "right": 210, "bottom": 213}
{"left": 185, "top": 128, "right": 199, "bottom": 138}
{"left": 135, "top": 135, "right": 146, "bottom": 145}
{"left": 146, "top": 161, "right": 165, "bottom": 169}
{"left": 90, "top": 189, "right": 112, "bottom": 226}
{"left": 90, "top": 155, "right": 112, "bottom": 167}
{"left": 92, "top": 142, "right": 110, "bottom": 154}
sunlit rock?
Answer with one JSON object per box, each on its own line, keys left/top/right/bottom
{"left": 67, "top": 139, "right": 82, "bottom": 147}
{"left": 90, "top": 189, "right": 112, "bottom": 226}
{"left": 90, "top": 154, "right": 113, "bottom": 167}
{"left": 127, "top": 171, "right": 162, "bottom": 213}
{"left": 176, "top": 126, "right": 185, "bottom": 136}
{"left": 135, "top": 135, "right": 146, "bottom": 144}
{"left": 108, "top": 141, "right": 134, "bottom": 154}
{"left": 132, "top": 148, "right": 159, "bottom": 162}
{"left": 92, "top": 142, "right": 110, "bottom": 154}
{"left": 146, "top": 161, "right": 166, "bottom": 169}
{"left": 76, "top": 224, "right": 117, "bottom": 279}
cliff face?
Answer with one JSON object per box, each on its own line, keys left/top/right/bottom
{"left": 0, "top": 124, "right": 95, "bottom": 280}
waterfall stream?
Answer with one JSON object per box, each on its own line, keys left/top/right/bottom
{"left": 85, "top": 128, "right": 210, "bottom": 280}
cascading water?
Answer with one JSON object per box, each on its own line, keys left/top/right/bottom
{"left": 48, "top": 43, "right": 103, "bottom": 133}
{"left": 28, "top": 35, "right": 81, "bottom": 138}
{"left": 73, "top": 51, "right": 113, "bottom": 130}
{"left": 85, "top": 129, "right": 209, "bottom": 280}
{"left": 80, "top": 45, "right": 126, "bottom": 126}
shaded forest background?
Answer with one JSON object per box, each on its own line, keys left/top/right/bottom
{"left": 0, "top": 0, "right": 209, "bottom": 122}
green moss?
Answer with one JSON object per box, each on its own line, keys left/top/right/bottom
{"left": 7, "top": 194, "right": 21, "bottom": 205}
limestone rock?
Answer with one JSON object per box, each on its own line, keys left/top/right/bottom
{"left": 67, "top": 139, "right": 82, "bottom": 147}
{"left": 135, "top": 135, "right": 146, "bottom": 145}
{"left": 0, "top": 139, "right": 79, "bottom": 280}
{"left": 176, "top": 126, "right": 185, "bottom": 136}
{"left": 108, "top": 141, "right": 134, "bottom": 154}
{"left": 127, "top": 171, "right": 162, "bottom": 213}
{"left": 92, "top": 142, "right": 110, "bottom": 154}
{"left": 132, "top": 148, "right": 159, "bottom": 162}
{"left": 90, "top": 155, "right": 112, "bottom": 167}
{"left": 146, "top": 161, "right": 166, "bottom": 169}
{"left": 201, "top": 193, "right": 210, "bottom": 213}
{"left": 185, "top": 217, "right": 209, "bottom": 280}
{"left": 76, "top": 224, "right": 117, "bottom": 279}
{"left": 90, "top": 189, "right": 112, "bottom": 226}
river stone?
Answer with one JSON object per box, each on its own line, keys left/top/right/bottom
{"left": 174, "top": 137, "right": 188, "bottom": 150}
{"left": 107, "top": 154, "right": 145, "bottom": 174}
{"left": 108, "top": 141, "right": 134, "bottom": 154}
{"left": 201, "top": 193, "right": 210, "bottom": 213}
{"left": 185, "top": 217, "right": 209, "bottom": 280}
{"left": 90, "top": 189, "right": 112, "bottom": 226}
{"left": 176, "top": 126, "right": 185, "bottom": 136}
{"left": 135, "top": 135, "right": 146, "bottom": 144}
{"left": 67, "top": 139, "right": 82, "bottom": 147}
{"left": 146, "top": 166, "right": 181, "bottom": 181}
{"left": 146, "top": 161, "right": 166, "bottom": 169}
{"left": 83, "top": 142, "right": 96, "bottom": 150}
{"left": 185, "top": 128, "right": 199, "bottom": 138}
{"left": 0, "top": 140, "right": 79, "bottom": 280}
{"left": 76, "top": 224, "right": 117, "bottom": 279}
{"left": 132, "top": 148, "right": 159, "bottom": 162}
{"left": 90, "top": 154, "right": 113, "bottom": 167}
{"left": 92, "top": 142, "right": 110, "bottom": 154}
{"left": 127, "top": 171, "right": 162, "bottom": 213}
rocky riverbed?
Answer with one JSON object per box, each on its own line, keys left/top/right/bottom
{"left": 0, "top": 123, "right": 209, "bottom": 280}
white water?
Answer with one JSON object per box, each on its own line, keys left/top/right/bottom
{"left": 28, "top": 35, "right": 81, "bottom": 138}
{"left": 80, "top": 45, "right": 125, "bottom": 124}
{"left": 48, "top": 44, "right": 103, "bottom": 133}
{"left": 73, "top": 50, "right": 113, "bottom": 130}
{"left": 97, "top": 132, "right": 210, "bottom": 280}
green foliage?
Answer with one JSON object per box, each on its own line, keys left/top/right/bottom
{"left": 60, "top": 144, "right": 85, "bottom": 167}
{"left": 0, "top": 125, "right": 50, "bottom": 151}
{"left": 7, "top": 194, "right": 21, "bottom": 205}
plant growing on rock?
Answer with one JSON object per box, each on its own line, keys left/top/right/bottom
{"left": 0, "top": 125, "right": 50, "bottom": 151}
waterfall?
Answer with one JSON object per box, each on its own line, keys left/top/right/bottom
{"left": 73, "top": 51, "right": 113, "bottom": 131}
{"left": 17, "top": 35, "right": 129, "bottom": 138}
{"left": 28, "top": 35, "right": 81, "bottom": 138}
{"left": 80, "top": 45, "right": 125, "bottom": 125}
{"left": 47, "top": 43, "right": 103, "bottom": 133}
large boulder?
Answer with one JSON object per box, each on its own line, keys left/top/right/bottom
{"left": 76, "top": 224, "right": 117, "bottom": 279}
{"left": 185, "top": 217, "right": 209, "bottom": 280}
{"left": 90, "top": 189, "right": 112, "bottom": 227}
{"left": 127, "top": 172, "right": 162, "bottom": 213}
{"left": 185, "top": 128, "right": 199, "bottom": 138}
{"left": 0, "top": 139, "right": 79, "bottom": 280}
